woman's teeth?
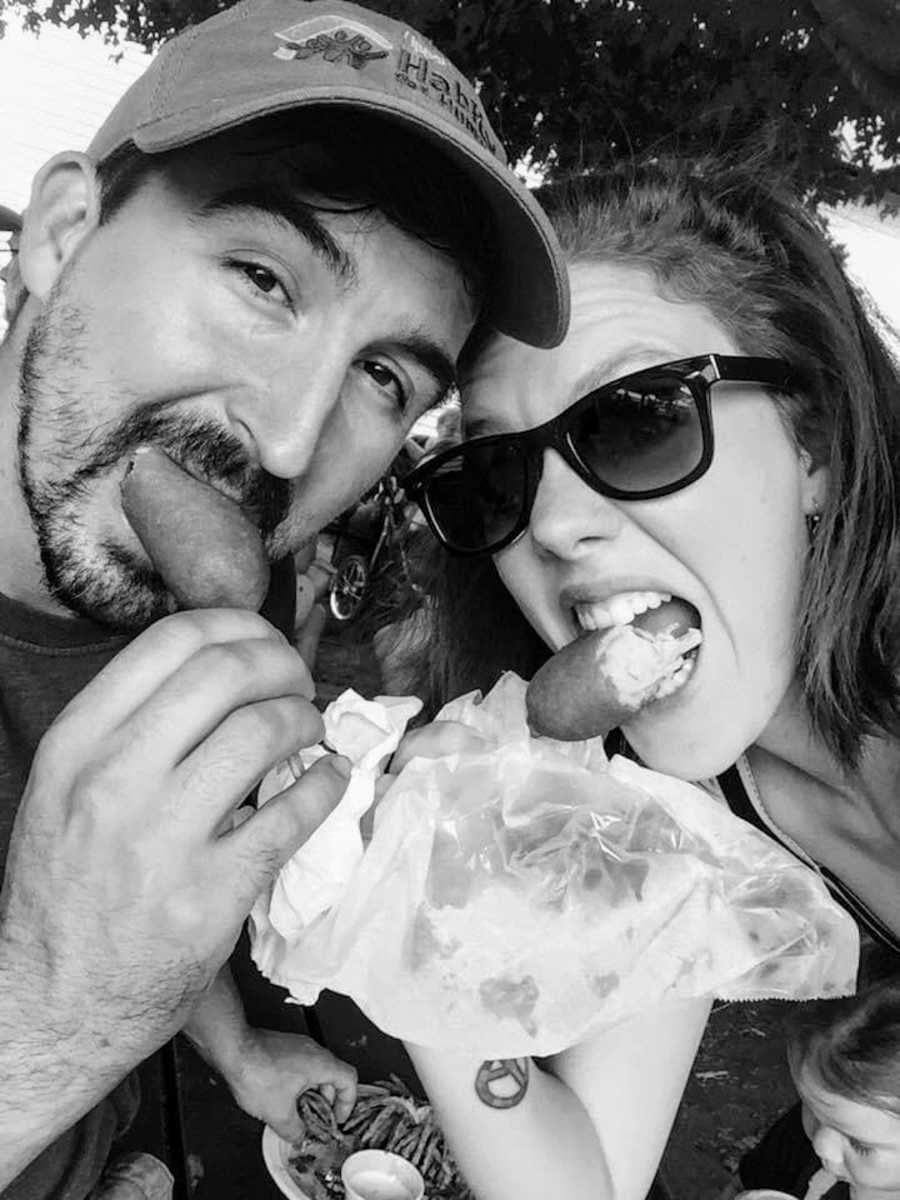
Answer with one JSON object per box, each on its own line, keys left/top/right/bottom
{"left": 653, "top": 652, "right": 698, "bottom": 701}
{"left": 573, "top": 591, "right": 671, "bottom": 632}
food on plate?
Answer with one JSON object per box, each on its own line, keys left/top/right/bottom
{"left": 120, "top": 445, "right": 270, "bottom": 610}
{"left": 526, "top": 622, "right": 701, "bottom": 740}
{"left": 289, "top": 1078, "right": 473, "bottom": 1200}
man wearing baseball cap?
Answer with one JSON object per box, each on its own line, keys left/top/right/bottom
{"left": 0, "top": 2, "right": 568, "bottom": 1196}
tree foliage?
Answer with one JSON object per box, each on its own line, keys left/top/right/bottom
{"left": 2, "top": 0, "right": 898, "bottom": 206}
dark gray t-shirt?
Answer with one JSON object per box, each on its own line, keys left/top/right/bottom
{"left": 0, "top": 592, "right": 139, "bottom": 1200}
{"left": 0, "top": 559, "right": 297, "bottom": 1197}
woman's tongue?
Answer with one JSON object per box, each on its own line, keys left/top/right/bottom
{"left": 630, "top": 597, "right": 701, "bottom": 638}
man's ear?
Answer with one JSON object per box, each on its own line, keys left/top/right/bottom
{"left": 18, "top": 152, "right": 101, "bottom": 300}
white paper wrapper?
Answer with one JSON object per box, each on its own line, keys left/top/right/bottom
{"left": 250, "top": 675, "right": 858, "bottom": 1057}
{"left": 253, "top": 690, "right": 421, "bottom": 936}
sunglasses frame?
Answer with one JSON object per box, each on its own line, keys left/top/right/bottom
{"left": 404, "top": 354, "right": 795, "bottom": 557}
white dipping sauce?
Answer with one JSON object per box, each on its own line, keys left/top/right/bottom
{"left": 349, "top": 1170, "right": 413, "bottom": 1200}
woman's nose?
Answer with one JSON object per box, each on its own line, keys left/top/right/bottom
{"left": 226, "top": 353, "right": 347, "bottom": 481}
{"left": 527, "top": 447, "right": 625, "bottom": 557}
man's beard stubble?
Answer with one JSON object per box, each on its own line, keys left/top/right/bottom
{"left": 16, "top": 287, "right": 291, "bottom": 631}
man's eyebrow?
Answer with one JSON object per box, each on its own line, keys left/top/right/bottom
{"left": 193, "top": 186, "right": 355, "bottom": 282}
{"left": 400, "top": 333, "right": 457, "bottom": 404}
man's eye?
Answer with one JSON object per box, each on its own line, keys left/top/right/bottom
{"left": 850, "top": 1139, "right": 874, "bottom": 1156}
{"left": 363, "top": 360, "right": 407, "bottom": 411}
{"left": 229, "top": 260, "right": 290, "bottom": 306}
{"left": 245, "top": 264, "right": 279, "bottom": 292}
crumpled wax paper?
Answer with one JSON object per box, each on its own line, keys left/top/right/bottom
{"left": 254, "top": 690, "right": 422, "bottom": 935}
{"left": 249, "top": 674, "right": 859, "bottom": 1057}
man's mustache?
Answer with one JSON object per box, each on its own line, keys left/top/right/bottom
{"left": 76, "top": 406, "right": 292, "bottom": 541}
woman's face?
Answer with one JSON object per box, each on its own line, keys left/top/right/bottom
{"left": 460, "top": 262, "right": 823, "bottom": 778}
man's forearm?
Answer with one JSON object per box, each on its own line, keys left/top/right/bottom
{"left": 181, "top": 964, "right": 251, "bottom": 1080}
{"left": 0, "top": 945, "right": 135, "bottom": 1189}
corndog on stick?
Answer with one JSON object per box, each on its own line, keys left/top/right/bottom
{"left": 120, "top": 446, "right": 270, "bottom": 611}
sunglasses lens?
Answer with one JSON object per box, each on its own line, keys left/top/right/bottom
{"left": 571, "top": 373, "right": 704, "bottom": 493}
{"left": 423, "top": 440, "right": 529, "bottom": 553}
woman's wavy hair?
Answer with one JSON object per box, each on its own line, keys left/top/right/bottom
{"left": 406, "top": 149, "right": 900, "bottom": 768}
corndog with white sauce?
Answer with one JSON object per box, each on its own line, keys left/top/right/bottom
{"left": 526, "top": 623, "right": 702, "bottom": 741}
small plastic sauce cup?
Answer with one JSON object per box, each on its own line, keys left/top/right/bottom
{"left": 735, "top": 1192, "right": 799, "bottom": 1199}
{"left": 340, "top": 1149, "right": 425, "bottom": 1200}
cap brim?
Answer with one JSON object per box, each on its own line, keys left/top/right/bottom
{"left": 0, "top": 205, "right": 22, "bottom": 232}
{"left": 125, "top": 88, "right": 569, "bottom": 349}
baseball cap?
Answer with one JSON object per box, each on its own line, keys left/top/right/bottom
{"left": 0, "top": 205, "right": 21, "bottom": 233}
{"left": 87, "top": 0, "right": 569, "bottom": 348}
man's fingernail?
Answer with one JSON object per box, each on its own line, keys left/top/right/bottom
{"left": 328, "top": 755, "right": 352, "bottom": 779}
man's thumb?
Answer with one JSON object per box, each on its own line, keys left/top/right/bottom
{"left": 230, "top": 754, "right": 352, "bottom": 897}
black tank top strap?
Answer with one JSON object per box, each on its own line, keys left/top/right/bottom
{"left": 717, "top": 766, "right": 900, "bottom": 956}
{"left": 603, "top": 729, "right": 632, "bottom": 759}
{"left": 816, "top": 867, "right": 900, "bottom": 956}
{"left": 716, "top": 763, "right": 770, "bottom": 833}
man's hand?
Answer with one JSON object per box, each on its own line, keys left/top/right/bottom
{"left": 0, "top": 609, "right": 349, "bottom": 1093}
{"left": 226, "top": 1030, "right": 358, "bottom": 1142}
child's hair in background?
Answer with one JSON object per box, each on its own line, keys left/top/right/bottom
{"left": 785, "top": 941, "right": 900, "bottom": 1117}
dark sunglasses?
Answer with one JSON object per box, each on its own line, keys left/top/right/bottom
{"left": 404, "top": 354, "right": 795, "bottom": 556}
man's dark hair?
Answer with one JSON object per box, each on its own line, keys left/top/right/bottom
{"left": 5, "top": 110, "right": 497, "bottom": 338}
{"left": 96, "top": 109, "right": 496, "bottom": 309}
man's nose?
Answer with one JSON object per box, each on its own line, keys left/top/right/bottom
{"left": 527, "top": 448, "right": 625, "bottom": 557}
{"left": 225, "top": 353, "right": 346, "bottom": 481}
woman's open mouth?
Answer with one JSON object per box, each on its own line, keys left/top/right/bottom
{"left": 527, "top": 590, "right": 703, "bottom": 740}
{"left": 570, "top": 590, "right": 703, "bottom": 706}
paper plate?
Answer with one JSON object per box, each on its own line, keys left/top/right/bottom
{"left": 261, "top": 1126, "right": 313, "bottom": 1200}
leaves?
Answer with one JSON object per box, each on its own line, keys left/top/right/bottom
{"left": 1, "top": 0, "right": 897, "bottom": 204}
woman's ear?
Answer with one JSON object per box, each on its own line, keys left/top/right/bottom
{"left": 799, "top": 445, "right": 829, "bottom": 517}
{"left": 18, "top": 152, "right": 101, "bottom": 300}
